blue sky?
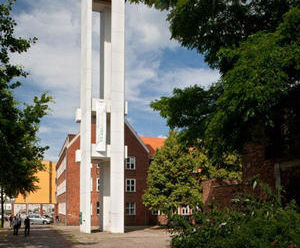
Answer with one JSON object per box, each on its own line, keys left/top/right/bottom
{"left": 11, "top": 0, "right": 219, "bottom": 161}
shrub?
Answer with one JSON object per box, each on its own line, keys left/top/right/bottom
{"left": 170, "top": 182, "right": 300, "bottom": 248}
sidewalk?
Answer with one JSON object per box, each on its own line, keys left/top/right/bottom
{"left": 53, "top": 225, "right": 171, "bottom": 248}
{"left": 0, "top": 224, "right": 73, "bottom": 248}
{"left": 0, "top": 224, "right": 171, "bottom": 248}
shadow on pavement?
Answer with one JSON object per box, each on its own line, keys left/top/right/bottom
{"left": 125, "top": 225, "right": 167, "bottom": 233}
{"left": 0, "top": 225, "right": 74, "bottom": 248}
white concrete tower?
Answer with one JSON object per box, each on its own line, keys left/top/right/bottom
{"left": 78, "top": 0, "right": 125, "bottom": 234}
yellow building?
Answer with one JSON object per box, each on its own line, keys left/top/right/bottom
{"left": 13, "top": 161, "right": 57, "bottom": 216}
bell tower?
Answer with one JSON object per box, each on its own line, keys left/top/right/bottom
{"left": 77, "top": 0, "right": 125, "bottom": 234}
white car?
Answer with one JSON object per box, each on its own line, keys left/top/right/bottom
{"left": 28, "top": 214, "right": 52, "bottom": 225}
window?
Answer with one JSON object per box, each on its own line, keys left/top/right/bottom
{"left": 91, "top": 177, "right": 93, "bottom": 192}
{"left": 126, "top": 157, "right": 136, "bottom": 170}
{"left": 151, "top": 210, "right": 159, "bottom": 215}
{"left": 96, "top": 178, "right": 100, "bottom": 192}
{"left": 125, "top": 202, "right": 136, "bottom": 215}
{"left": 126, "top": 179, "right": 136, "bottom": 192}
{"left": 181, "top": 206, "right": 189, "bottom": 216}
{"left": 96, "top": 201, "right": 100, "bottom": 215}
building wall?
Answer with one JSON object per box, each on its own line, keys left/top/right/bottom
{"left": 124, "top": 124, "right": 151, "bottom": 225}
{"left": 202, "top": 141, "right": 300, "bottom": 209}
{"left": 15, "top": 161, "right": 56, "bottom": 204}
{"left": 55, "top": 123, "right": 156, "bottom": 226}
{"left": 66, "top": 135, "right": 81, "bottom": 226}
{"left": 202, "top": 179, "right": 240, "bottom": 208}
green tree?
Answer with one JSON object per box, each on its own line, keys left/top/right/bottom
{"left": 0, "top": 0, "right": 52, "bottom": 227}
{"left": 171, "top": 182, "right": 300, "bottom": 248}
{"left": 143, "top": 131, "right": 241, "bottom": 214}
{"left": 130, "top": 0, "right": 297, "bottom": 70}
{"left": 151, "top": 6, "right": 300, "bottom": 163}
{"left": 143, "top": 131, "right": 202, "bottom": 214}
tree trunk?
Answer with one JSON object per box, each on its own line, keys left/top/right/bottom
{"left": 1, "top": 188, "right": 4, "bottom": 228}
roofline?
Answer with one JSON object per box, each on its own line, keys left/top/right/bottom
{"left": 57, "top": 133, "right": 79, "bottom": 162}
{"left": 66, "top": 132, "right": 80, "bottom": 150}
{"left": 58, "top": 121, "right": 149, "bottom": 161}
{"left": 58, "top": 135, "right": 71, "bottom": 159}
{"left": 125, "top": 119, "right": 150, "bottom": 154}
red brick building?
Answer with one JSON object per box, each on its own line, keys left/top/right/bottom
{"left": 202, "top": 140, "right": 300, "bottom": 208}
{"left": 56, "top": 121, "right": 166, "bottom": 226}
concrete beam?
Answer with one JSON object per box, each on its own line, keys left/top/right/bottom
{"left": 80, "top": 0, "right": 92, "bottom": 234}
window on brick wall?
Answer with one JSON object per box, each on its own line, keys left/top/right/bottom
{"left": 151, "top": 210, "right": 159, "bottom": 215}
{"left": 126, "top": 157, "right": 136, "bottom": 170}
{"left": 125, "top": 202, "right": 136, "bottom": 215}
{"left": 125, "top": 179, "right": 136, "bottom": 192}
{"left": 96, "top": 201, "right": 100, "bottom": 215}
{"left": 96, "top": 178, "right": 100, "bottom": 192}
{"left": 91, "top": 177, "right": 93, "bottom": 192}
{"left": 181, "top": 206, "right": 189, "bottom": 215}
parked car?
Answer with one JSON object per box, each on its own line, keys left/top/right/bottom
{"left": 28, "top": 214, "right": 52, "bottom": 225}
{"left": 42, "top": 215, "right": 54, "bottom": 223}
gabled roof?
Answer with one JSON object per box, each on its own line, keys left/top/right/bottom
{"left": 140, "top": 137, "right": 166, "bottom": 157}
{"left": 57, "top": 120, "right": 151, "bottom": 162}
{"left": 125, "top": 119, "right": 150, "bottom": 154}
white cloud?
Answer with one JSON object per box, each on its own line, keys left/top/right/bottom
{"left": 158, "top": 135, "right": 167, "bottom": 138}
{"left": 126, "top": 4, "right": 177, "bottom": 54}
{"left": 12, "top": 0, "right": 215, "bottom": 161}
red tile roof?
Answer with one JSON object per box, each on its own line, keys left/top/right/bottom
{"left": 140, "top": 137, "right": 166, "bottom": 157}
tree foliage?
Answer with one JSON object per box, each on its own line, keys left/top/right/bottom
{"left": 143, "top": 131, "right": 203, "bottom": 213}
{"left": 143, "top": 131, "right": 241, "bottom": 213}
{"left": 0, "top": 0, "right": 51, "bottom": 204}
{"left": 170, "top": 182, "right": 300, "bottom": 248}
{"left": 129, "top": 0, "right": 297, "bottom": 70}
{"left": 151, "top": 5, "right": 300, "bottom": 162}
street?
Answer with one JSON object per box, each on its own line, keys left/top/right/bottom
{"left": 0, "top": 225, "right": 72, "bottom": 248}
{"left": 0, "top": 224, "right": 171, "bottom": 248}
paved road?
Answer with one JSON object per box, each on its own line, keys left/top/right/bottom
{"left": 0, "top": 225, "right": 73, "bottom": 248}
{"left": 55, "top": 225, "right": 171, "bottom": 248}
{"left": 0, "top": 224, "right": 171, "bottom": 248}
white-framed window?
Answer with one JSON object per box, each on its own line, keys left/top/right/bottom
{"left": 57, "top": 157, "right": 66, "bottom": 178}
{"left": 96, "top": 201, "right": 100, "bottom": 215}
{"left": 57, "top": 180, "right": 66, "bottom": 196}
{"left": 58, "top": 203, "right": 66, "bottom": 215}
{"left": 126, "top": 157, "right": 136, "bottom": 170}
{"left": 151, "top": 210, "right": 159, "bottom": 216}
{"left": 181, "top": 206, "right": 190, "bottom": 216}
{"left": 125, "top": 179, "right": 136, "bottom": 192}
{"left": 125, "top": 202, "right": 136, "bottom": 215}
{"left": 96, "top": 178, "right": 100, "bottom": 192}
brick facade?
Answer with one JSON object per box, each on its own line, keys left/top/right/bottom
{"left": 55, "top": 122, "right": 162, "bottom": 226}
{"left": 202, "top": 179, "right": 240, "bottom": 208}
{"left": 202, "top": 140, "right": 300, "bottom": 208}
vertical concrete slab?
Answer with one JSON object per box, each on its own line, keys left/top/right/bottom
{"left": 110, "top": 0, "right": 125, "bottom": 233}
{"left": 80, "top": 0, "right": 92, "bottom": 234}
{"left": 100, "top": 8, "right": 112, "bottom": 100}
{"left": 99, "top": 163, "right": 111, "bottom": 231}
{"left": 99, "top": 6, "right": 112, "bottom": 232}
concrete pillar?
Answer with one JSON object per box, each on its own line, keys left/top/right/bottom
{"left": 100, "top": 8, "right": 111, "bottom": 100}
{"left": 99, "top": 163, "right": 111, "bottom": 231}
{"left": 80, "top": 0, "right": 92, "bottom": 234}
{"left": 99, "top": 6, "right": 112, "bottom": 233}
{"left": 110, "top": 0, "right": 125, "bottom": 233}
